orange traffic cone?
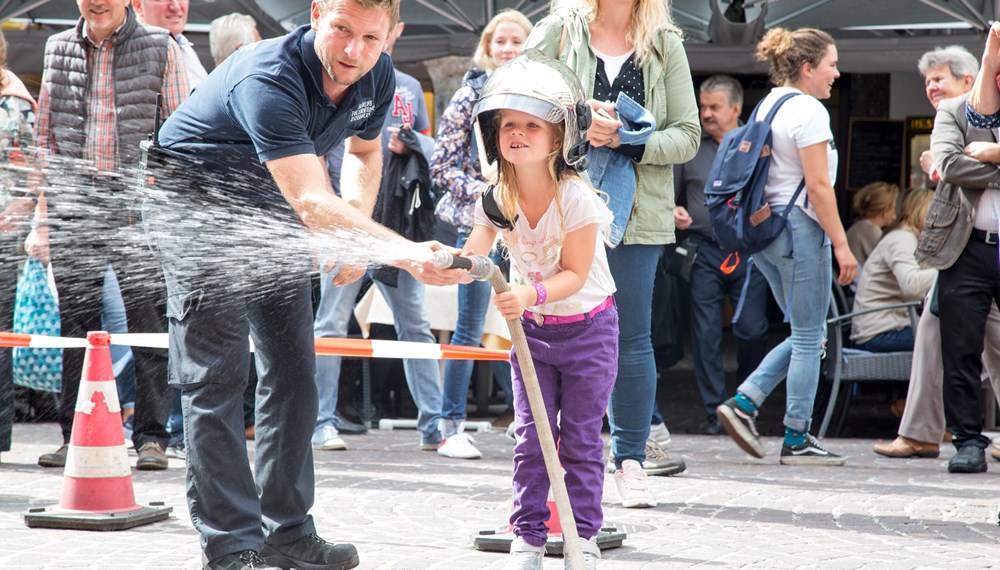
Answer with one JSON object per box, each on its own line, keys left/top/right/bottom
{"left": 23, "top": 331, "right": 172, "bottom": 530}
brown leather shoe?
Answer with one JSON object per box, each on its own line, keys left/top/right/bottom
{"left": 873, "top": 436, "right": 940, "bottom": 458}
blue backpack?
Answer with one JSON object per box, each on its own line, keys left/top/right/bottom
{"left": 705, "top": 93, "right": 806, "bottom": 274}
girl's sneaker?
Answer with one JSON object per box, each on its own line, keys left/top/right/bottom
{"left": 505, "top": 537, "right": 544, "bottom": 570}
{"left": 565, "top": 537, "right": 601, "bottom": 570}
{"left": 779, "top": 435, "right": 847, "bottom": 465}
{"left": 614, "top": 459, "right": 657, "bottom": 508}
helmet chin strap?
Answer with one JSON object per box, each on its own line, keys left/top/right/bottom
{"left": 473, "top": 119, "right": 498, "bottom": 183}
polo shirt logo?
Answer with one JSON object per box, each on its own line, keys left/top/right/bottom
{"left": 350, "top": 100, "right": 375, "bottom": 122}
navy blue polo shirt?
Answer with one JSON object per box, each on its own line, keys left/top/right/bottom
{"left": 158, "top": 25, "right": 395, "bottom": 200}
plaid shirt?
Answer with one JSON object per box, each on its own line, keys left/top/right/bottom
{"left": 35, "top": 20, "right": 189, "bottom": 173}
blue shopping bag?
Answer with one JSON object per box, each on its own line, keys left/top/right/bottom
{"left": 12, "top": 257, "right": 62, "bottom": 392}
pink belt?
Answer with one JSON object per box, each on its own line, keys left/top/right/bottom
{"left": 523, "top": 296, "right": 615, "bottom": 326}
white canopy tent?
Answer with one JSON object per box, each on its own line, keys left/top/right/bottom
{"left": 2, "top": 0, "right": 997, "bottom": 76}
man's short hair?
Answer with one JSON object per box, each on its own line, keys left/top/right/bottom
{"left": 317, "top": 0, "right": 400, "bottom": 31}
{"left": 918, "top": 45, "right": 979, "bottom": 80}
{"left": 210, "top": 13, "right": 258, "bottom": 65}
{"left": 699, "top": 75, "right": 743, "bottom": 108}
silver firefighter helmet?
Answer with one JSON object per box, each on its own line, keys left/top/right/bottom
{"left": 472, "top": 49, "right": 592, "bottom": 174}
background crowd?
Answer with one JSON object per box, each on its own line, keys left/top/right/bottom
{"left": 2, "top": 0, "right": 1000, "bottom": 568}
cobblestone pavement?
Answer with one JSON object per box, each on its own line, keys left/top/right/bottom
{"left": 1, "top": 422, "right": 998, "bottom": 569}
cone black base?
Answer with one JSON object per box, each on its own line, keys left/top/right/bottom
{"left": 472, "top": 525, "right": 626, "bottom": 554}
{"left": 22, "top": 502, "right": 172, "bottom": 531}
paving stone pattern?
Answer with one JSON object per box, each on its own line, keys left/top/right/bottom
{"left": 1, "top": 423, "right": 998, "bottom": 569}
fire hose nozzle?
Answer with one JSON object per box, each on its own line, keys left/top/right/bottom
{"left": 430, "top": 250, "right": 495, "bottom": 281}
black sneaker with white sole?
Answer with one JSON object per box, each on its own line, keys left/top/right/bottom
{"left": 716, "top": 398, "right": 765, "bottom": 458}
{"left": 779, "top": 435, "right": 847, "bottom": 466}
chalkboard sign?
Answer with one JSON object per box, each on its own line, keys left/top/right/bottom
{"left": 847, "top": 119, "right": 904, "bottom": 189}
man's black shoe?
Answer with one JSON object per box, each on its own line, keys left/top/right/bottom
{"left": 260, "top": 533, "right": 359, "bottom": 570}
{"left": 700, "top": 415, "right": 726, "bottom": 436}
{"left": 948, "top": 446, "right": 987, "bottom": 473}
{"left": 202, "top": 550, "right": 278, "bottom": 570}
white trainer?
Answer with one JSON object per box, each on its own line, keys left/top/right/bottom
{"left": 312, "top": 425, "right": 347, "bottom": 451}
{"left": 437, "top": 432, "right": 482, "bottom": 459}
{"left": 505, "top": 537, "right": 544, "bottom": 570}
{"left": 565, "top": 537, "right": 601, "bottom": 570}
{"left": 649, "top": 422, "right": 672, "bottom": 447}
{"left": 615, "top": 459, "right": 656, "bottom": 508}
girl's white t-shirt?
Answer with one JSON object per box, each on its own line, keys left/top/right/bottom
{"left": 473, "top": 178, "right": 616, "bottom": 316}
{"left": 753, "top": 86, "right": 838, "bottom": 216}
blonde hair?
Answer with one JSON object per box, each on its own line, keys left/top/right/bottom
{"left": 472, "top": 10, "right": 533, "bottom": 72}
{"left": 755, "top": 27, "right": 835, "bottom": 86}
{"left": 852, "top": 182, "right": 900, "bottom": 220}
{"left": 891, "top": 188, "right": 934, "bottom": 234}
{"left": 554, "top": 0, "right": 681, "bottom": 66}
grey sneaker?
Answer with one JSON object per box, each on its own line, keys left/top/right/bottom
{"left": 136, "top": 442, "right": 169, "bottom": 470}
{"left": 716, "top": 398, "right": 765, "bottom": 458}
{"left": 260, "top": 533, "right": 359, "bottom": 570}
{"left": 505, "top": 537, "right": 544, "bottom": 570}
{"left": 165, "top": 442, "right": 187, "bottom": 460}
{"left": 202, "top": 550, "right": 278, "bottom": 570}
{"left": 642, "top": 438, "right": 687, "bottom": 476}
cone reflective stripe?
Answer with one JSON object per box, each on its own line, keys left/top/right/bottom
{"left": 2, "top": 331, "right": 510, "bottom": 361}
{"left": 60, "top": 332, "right": 138, "bottom": 513}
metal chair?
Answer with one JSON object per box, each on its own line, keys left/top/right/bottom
{"left": 817, "top": 282, "right": 921, "bottom": 439}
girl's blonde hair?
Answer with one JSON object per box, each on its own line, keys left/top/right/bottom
{"left": 755, "top": 27, "right": 835, "bottom": 86}
{"left": 473, "top": 10, "right": 534, "bottom": 72}
{"left": 553, "top": 0, "right": 680, "bottom": 67}
{"left": 852, "top": 181, "right": 900, "bottom": 220}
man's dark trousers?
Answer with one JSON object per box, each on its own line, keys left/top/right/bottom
{"left": 938, "top": 235, "right": 1000, "bottom": 451}
{"left": 689, "top": 240, "right": 769, "bottom": 418}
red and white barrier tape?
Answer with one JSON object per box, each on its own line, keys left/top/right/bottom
{"left": 0, "top": 331, "right": 509, "bottom": 361}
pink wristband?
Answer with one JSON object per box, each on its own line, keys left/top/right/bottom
{"left": 531, "top": 282, "right": 547, "bottom": 306}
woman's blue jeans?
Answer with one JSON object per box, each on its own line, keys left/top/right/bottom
{"left": 606, "top": 243, "right": 661, "bottom": 466}
{"left": 440, "top": 232, "right": 512, "bottom": 437}
{"left": 738, "top": 207, "right": 831, "bottom": 433}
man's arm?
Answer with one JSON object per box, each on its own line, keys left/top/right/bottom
{"left": 339, "top": 134, "right": 382, "bottom": 217}
{"left": 266, "top": 149, "right": 460, "bottom": 286}
{"left": 969, "top": 22, "right": 1000, "bottom": 118}
{"left": 933, "top": 98, "right": 1000, "bottom": 190}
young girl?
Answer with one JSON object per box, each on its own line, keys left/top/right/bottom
{"left": 457, "top": 51, "right": 616, "bottom": 569}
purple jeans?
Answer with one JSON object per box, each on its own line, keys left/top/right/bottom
{"left": 509, "top": 303, "right": 618, "bottom": 546}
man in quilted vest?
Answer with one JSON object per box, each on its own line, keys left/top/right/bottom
{"left": 31, "top": 0, "right": 188, "bottom": 471}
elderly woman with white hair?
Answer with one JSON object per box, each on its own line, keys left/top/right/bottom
{"left": 209, "top": 13, "right": 261, "bottom": 67}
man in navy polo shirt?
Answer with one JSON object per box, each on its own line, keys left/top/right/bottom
{"left": 145, "top": 1, "right": 457, "bottom": 568}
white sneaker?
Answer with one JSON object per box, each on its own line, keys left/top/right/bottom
{"left": 312, "top": 425, "right": 347, "bottom": 451}
{"left": 505, "top": 537, "right": 544, "bottom": 570}
{"left": 615, "top": 459, "right": 656, "bottom": 508}
{"left": 437, "top": 432, "right": 482, "bottom": 459}
{"left": 649, "top": 422, "right": 672, "bottom": 447}
{"left": 565, "top": 537, "right": 601, "bottom": 570}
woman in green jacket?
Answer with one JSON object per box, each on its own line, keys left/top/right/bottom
{"left": 527, "top": 0, "right": 700, "bottom": 509}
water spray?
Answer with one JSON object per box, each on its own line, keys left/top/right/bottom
{"left": 431, "top": 252, "right": 587, "bottom": 569}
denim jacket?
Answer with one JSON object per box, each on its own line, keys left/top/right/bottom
{"left": 586, "top": 92, "right": 655, "bottom": 245}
